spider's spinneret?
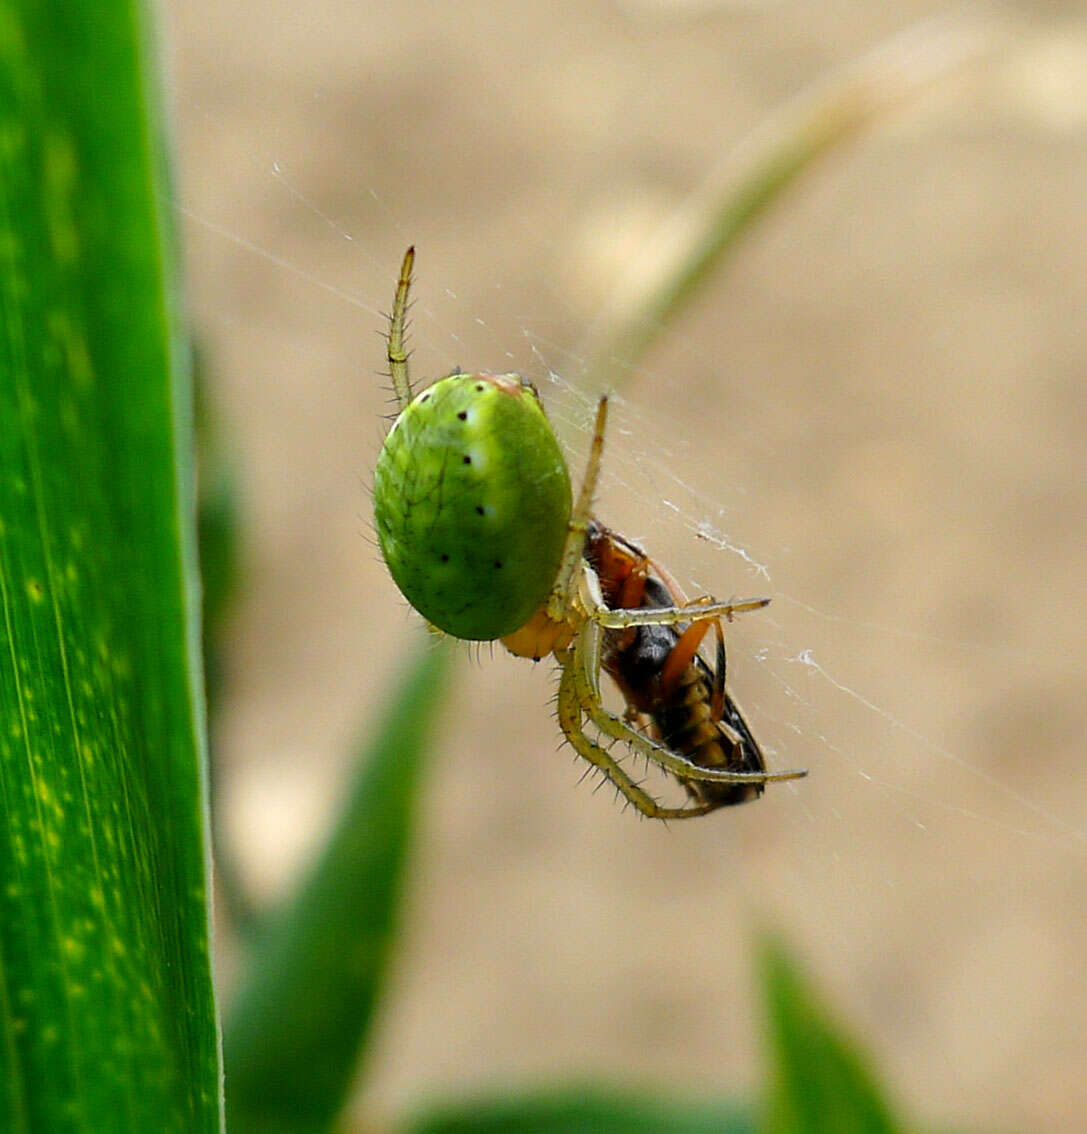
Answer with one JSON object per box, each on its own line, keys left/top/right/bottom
{"left": 373, "top": 372, "right": 572, "bottom": 640}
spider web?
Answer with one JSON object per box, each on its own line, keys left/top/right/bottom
{"left": 172, "top": 8, "right": 1087, "bottom": 1128}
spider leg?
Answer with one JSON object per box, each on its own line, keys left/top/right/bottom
{"left": 547, "top": 394, "right": 609, "bottom": 623}
{"left": 580, "top": 556, "right": 767, "bottom": 633}
{"left": 573, "top": 583, "right": 807, "bottom": 786}
{"left": 658, "top": 594, "right": 755, "bottom": 700}
{"left": 592, "top": 595, "right": 770, "bottom": 629}
{"left": 387, "top": 246, "right": 415, "bottom": 409}
{"left": 556, "top": 661, "right": 720, "bottom": 820}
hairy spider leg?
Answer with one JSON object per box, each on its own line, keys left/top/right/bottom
{"left": 555, "top": 663, "right": 719, "bottom": 820}
{"left": 546, "top": 394, "right": 609, "bottom": 625}
{"left": 569, "top": 567, "right": 808, "bottom": 789}
{"left": 529, "top": 395, "right": 771, "bottom": 636}
{"left": 387, "top": 245, "right": 416, "bottom": 408}
{"left": 595, "top": 531, "right": 766, "bottom": 701}
{"left": 591, "top": 599, "right": 772, "bottom": 630}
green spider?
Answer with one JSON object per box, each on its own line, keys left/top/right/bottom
{"left": 373, "top": 248, "right": 806, "bottom": 818}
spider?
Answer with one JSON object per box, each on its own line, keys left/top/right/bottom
{"left": 373, "top": 247, "right": 807, "bottom": 818}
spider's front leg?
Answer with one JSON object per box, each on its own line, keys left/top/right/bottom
{"left": 555, "top": 657, "right": 720, "bottom": 820}
{"left": 592, "top": 595, "right": 771, "bottom": 630}
{"left": 575, "top": 568, "right": 808, "bottom": 789}
{"left": 386, "top": 245, "right": 416, "bottom": 409}
{"left": 546, "top": 395, "right": 609, "bottom": 625}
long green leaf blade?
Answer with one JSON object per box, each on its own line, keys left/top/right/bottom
{"left": 0, "top": 3, "right": 220, "bottom": 1129}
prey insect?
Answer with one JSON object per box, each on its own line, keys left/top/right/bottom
{"left": 584, "top": 519, "right": 776, "bottom": 809}
{"left": 372, "top": 247, "right": 806, "bottom": 818}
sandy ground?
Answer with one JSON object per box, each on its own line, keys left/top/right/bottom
{"left": 169, "top": 2, "right": 1087, "bottom": 1129}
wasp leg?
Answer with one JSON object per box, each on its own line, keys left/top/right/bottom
{"left": 658, "top": 615, "right": 716, "bottom": 699}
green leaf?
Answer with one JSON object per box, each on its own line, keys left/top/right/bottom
{"left": 582, "top": 18, "right": 985, "bottom": 391}
{"left": 194, "top": 347, "right": 242, "bottom": 723}
{"left": 0, "top": 3, "right": 220, "bottom": 1130}
{"left": 225, "top": 637, "right": 453, "bottom": 1134}
{"left": 193, "top": 347, "right": 254, "bottom": 932}
{"left": 404, "top": 1085, "right": 754, "bottom": 1134}
{"left": 759, "top": 938, "right": 900, "bottom": 1134}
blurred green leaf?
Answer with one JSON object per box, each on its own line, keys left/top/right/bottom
{"left": 582, "top": 15, "right": 986, "bottom": 391}
{"left": 759, "top": 938, "right": 900, "bottom": 1134}
{"left": 404, "top": 1086, "right": 754, "bottom": 1134}
{"left": 194, "top": 348, "right": 241, "bottom": 721}
{"left": 225, "top": 637, "right": 453, "bottom": 1133}
{"left": 193, "top": 346, "right": 253, "bottom": 931}
{"left": 0, "top": 2, "right": 220, "bottom": 1130}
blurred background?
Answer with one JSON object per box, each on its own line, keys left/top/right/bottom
{"left": 168, "top": 1, "right": 1087, "bottom": 1129}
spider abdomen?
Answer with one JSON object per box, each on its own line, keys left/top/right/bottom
{"left": 374, "top": 372, "right": 572, "bottom": 640}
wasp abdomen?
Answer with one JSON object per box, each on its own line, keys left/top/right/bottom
{"left": 653, "top": 661, "right": 765, "bottom": 808}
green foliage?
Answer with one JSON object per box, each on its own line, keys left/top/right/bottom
{"left": 224, "top": 638, "right": 453, "bottom": 1133}
{"left": 391, "top": 943, "right": 902, "bottom": 1134}
{"left": 194, "top": 349, "right": 242, "bottom": 720}
{"left": 405, "top": 1086, "right": 755, "bottom": 1133}
{"left": 760, "top": 938, "right": 901, "bottom": 1134}
{"left": 0, "top": 2, "right": 219, "bottom": 1129}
